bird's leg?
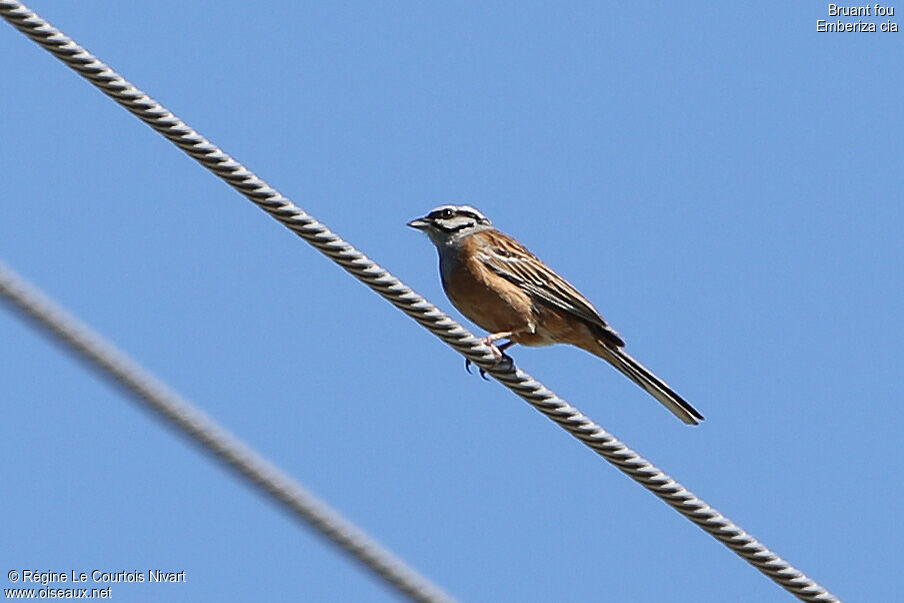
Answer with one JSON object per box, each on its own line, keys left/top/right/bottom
{"left": 465, "top": 332, "right": 516, "bottom": 378}
{"left": 482, "top": 331, "right": 513, "bottom": 361}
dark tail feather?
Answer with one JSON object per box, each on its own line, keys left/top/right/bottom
{"left": 593, "top": 344, "right": 704, "bottom": 425}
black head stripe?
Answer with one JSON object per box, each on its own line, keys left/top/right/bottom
{"left": 457, "top": 210, "right": 486, "bottom": 223}
{"left": 436, "top": 219, "right": 476, "bottom": 233}
{"left": 424, "top": 205, "right": 489, "bottom": 231}
{"left": 427, "top": 207, "right": 453, "bottom": 220}
{"left": 430, "top": 207, "right": 486, "bottom": 221}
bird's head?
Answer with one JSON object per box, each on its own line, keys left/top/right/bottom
{"left": 407, "top": 205, "right": 493, "bottom": 246}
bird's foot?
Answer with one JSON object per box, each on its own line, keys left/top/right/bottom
{"left": 464, "top": 338, "right": 514, "bottom": 379}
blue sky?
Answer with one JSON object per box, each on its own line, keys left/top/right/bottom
{"left": 1, "top": 2, "right": 901, "bottom": 601}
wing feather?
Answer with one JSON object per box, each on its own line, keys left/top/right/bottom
{"left": 477, "top": 230, "right": 624, "bottom": 346}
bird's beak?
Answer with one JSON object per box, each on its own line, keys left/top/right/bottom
{"left": 406, "top": 217, "right": 429, "bottom": 230}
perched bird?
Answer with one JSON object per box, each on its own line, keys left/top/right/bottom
{"left": 407, "top": 204, "right": 704, "bottom": 425}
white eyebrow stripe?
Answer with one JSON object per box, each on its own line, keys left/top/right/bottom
{"left": 427, "top": 204, "right": 490, "bottom": 223}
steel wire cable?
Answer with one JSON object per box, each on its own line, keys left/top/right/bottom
{"left": 0, "top": 2, "right": 838, "bottom": 600}
{"left": 0, "top": 261, "right": 454, "bottom": 603}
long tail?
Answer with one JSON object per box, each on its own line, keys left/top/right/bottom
{"left": 591, "top": 343, "right": 704, "bottom": 425}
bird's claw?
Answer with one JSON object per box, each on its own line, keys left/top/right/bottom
{"left": 464, "top": 357, "right": 490, "bottom": 380}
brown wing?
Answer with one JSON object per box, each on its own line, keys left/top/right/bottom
{"left": 477, "top": 229, "right": 625, "bottom": 347}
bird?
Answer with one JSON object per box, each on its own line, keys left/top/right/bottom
{"left": 407, "top": 204, "right": 704, "bottom": 425}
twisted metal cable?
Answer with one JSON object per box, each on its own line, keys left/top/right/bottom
{"left": 1, "top": 2, "right": 837, "bottom": 600}
{"left": 0, "top": 261, "right": 453, "bottom": 603}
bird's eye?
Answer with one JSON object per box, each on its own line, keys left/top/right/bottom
{"left": 441, "top": 209, "right": 454, "bottom": 219}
